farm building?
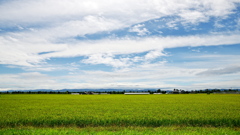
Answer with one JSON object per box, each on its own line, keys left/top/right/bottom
{"left": 71, "top": 93, "right": 79, "bottom": 95}
{"left": 82, "top": 92, "right": 94, "bottom": 94}
{"left": 124, "top": 92, "right": 150, "bottom": 95}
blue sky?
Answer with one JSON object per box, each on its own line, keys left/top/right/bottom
{"left": 0, "top": 0, "right": 240, "bottom": 91}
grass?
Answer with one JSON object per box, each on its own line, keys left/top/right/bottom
{"left": 0, "top": 94, "right": 239, "bottom": 134}
{"left": 0, "top": 126, "right": 239, "bottom": 135}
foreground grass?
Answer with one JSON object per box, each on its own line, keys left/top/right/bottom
{"left": 0, "top": 94, "right": 239, "bottom": 134}
{"left": 1, "top": 126, "right": 240, "bottom": 135}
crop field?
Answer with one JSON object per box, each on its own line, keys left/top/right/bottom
{"left": 0, "top": 94, "right": 240, "bottom": 134}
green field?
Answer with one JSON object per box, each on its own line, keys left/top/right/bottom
{"left": 0, "top": 94, "right": 239, "bottom": 134}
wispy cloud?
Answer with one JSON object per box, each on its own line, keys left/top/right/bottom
{"left": 81, "top": 53, "right": 132, "bottom": 68}
{"left": 129, "top": 24, "right": 150, "bottom": 36}
{"left": 1, "top": 32, "right": 240, "bottom": 67}
{"left": 1, "top": 0, "right": 238, "bottom": 30}
{"left": 197, "top": 65, "right": 240, "bottom": 76}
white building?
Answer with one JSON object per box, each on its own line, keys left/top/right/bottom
{"left": 153, "top": 93, "right": 162, "bottom": 94}
{"left": 124, "top": 93, "right": 150, "bottom": 95}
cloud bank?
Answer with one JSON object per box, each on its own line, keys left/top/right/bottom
{"left": 0, "top": 0, "right": 240, "bottom": 90}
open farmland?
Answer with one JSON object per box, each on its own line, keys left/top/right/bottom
{"left": 0, "top": 94, "right": 240, "bottom": 134}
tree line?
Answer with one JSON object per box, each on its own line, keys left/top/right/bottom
{"left": 0, "top": 89, "right": 239, "bottom": 94}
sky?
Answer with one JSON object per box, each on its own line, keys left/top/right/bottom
{"left": 0, "top": 0, "right": 240, "bottom": 91}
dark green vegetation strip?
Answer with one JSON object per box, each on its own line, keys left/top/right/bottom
{"left": 0, "top": 94, "right": 239, "bottom": 128}
{"left": 0, "top": 126, "right": 239, "bottom": 135}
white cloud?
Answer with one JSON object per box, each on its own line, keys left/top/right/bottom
{"left": 1, "top": 57, "right": 240, "bottom": 90}
{"left": 1, "top": 0, "right": 238, "bottom": 27}
{"left": 214, "top": 20, "right": 225, "bottom": 28}
{"left": 43, "top": 33, "right": 240, "bottom": 58}
{"left": 196, "top": 65, "right": 240, "bottom": 76}
{"left": 0, "top": 0, "right": 240, "bottom": 90}
{"left": 179, "top": 10, "right": 209, "bottom": 24}
{"left": 144, "top": 50, "right": 165, "bottom": 60}
{"left": 166, "top": 20, "right": 180, "bottom": 30}
{"left": 129, "top": 24, "right": 150, "bottom": 36}
{"left": 191, "top": 79, "right": 240, "bottom": 90}
{"left": 0, "top": 72, "right": 57, "bottom": 90}
{"left": 81, "top": 53, "right": 131, "bottom": 68}
{"left": 81, "top": 50, "right": 166, "bottom": 68}
{"left": 63, "top": 61, "right": 224, "bottom": 90}
{"left": 37, "top": 16, "right": 125, "bottom": 40}
{"left": 0, "top": 35, "right": 67, "bottom": 66}
{"left": 1, "top": 32, "right": 240, "bottom": 67}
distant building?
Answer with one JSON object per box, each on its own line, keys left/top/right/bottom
{"left": 71, "top": 93, "right": 79, "bottom": 95}
{"left": 124, "top": 92, "right": 150, "bottom": 95}
{"left": 82, "top": 91, "right": 94, "bottom": 94}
